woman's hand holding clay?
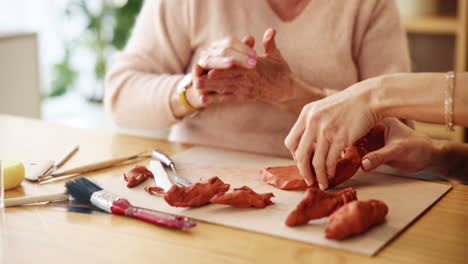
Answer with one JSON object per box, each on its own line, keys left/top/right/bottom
{"left": 284, "top": 78, "right": 381, "bottom": 189}
{"left": 361, "top": 118, "right": 433, "bottom": 173}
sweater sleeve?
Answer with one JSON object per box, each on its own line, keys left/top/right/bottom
{"left": 354, "top": 0, "right": 411, "bottom": 80}
{"left": 105, "top": 0, "right": 192, "bottom": 129}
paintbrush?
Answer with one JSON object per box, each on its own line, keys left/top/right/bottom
{"left": 65, "top": 177, "right": 196, "bottom": 230}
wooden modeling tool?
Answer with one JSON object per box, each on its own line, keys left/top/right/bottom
{"left": 38, "top": 152, "right": 151, "bottom": 182}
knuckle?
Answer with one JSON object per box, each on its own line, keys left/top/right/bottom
{"left": 370, "top": 153, "right": 383, "bottom": 165}
{"left": 220, "top": 48, "right": 229, "bottom": 56}
{"left": 284, "top": 137, "right": 293, "bottom": 149}
{"left": 306, "top": 110, "right": 320, "bottom": 124}
{"left": 295, "top": 151, "right": 305, "bottom": 163}
{"left": 312, "top": 159, "right": 324, "bottom": 172}
{"left": 326, "top": 157, "right": 336, "bottom": 170}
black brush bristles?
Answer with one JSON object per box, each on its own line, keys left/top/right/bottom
{"left": 65, "top": 177, "right": 103, "bottom": 204}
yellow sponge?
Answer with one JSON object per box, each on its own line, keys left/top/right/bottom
{"left": 2, "top": 159, "right": 25, "bottom": 190}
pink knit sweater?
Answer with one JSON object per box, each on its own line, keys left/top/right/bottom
{"left": 105, "top": 0, "right": 410, "bottom": 157}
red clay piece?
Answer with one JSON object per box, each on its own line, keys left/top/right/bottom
{"left": 354, "top": 125, "right": 386, "bottom": 157}
{"left": 210, "top": 186, "right": 275, "bottom": 208}
{"left": 260, "top": 165, "right": 308, "bottom": 190}
{"left": 164, "top": 176, "right": 230, "bottom": 207}
{"left": 124, "top": 166, "right": 154, "bottom": 188}
{"left": 261, "top": 147, "right": 361, "bottom": 190}
{"left": 144, "top": 186, "right": 165, "bottom": 195}
{"left": 285, "top": 187, "right": 357, "bottom": 226}
{"left": 325, "top": 199, "right": 388, "bottom": 240}
{"left": 262, "top": 125, "right": 385, "bottom": 190}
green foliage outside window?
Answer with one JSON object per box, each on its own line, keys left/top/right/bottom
{"left": 48, "top": 0, "right": 143, "bottom": 102}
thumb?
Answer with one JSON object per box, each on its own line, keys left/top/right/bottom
{"left": 262, "top": 28, "right": 278, "bottom": 55}
{"left": 361, "top": 144, "right": 397, "bottom": 171}
{"left": 241, "top": 35, "right": 255, "bottom": 48}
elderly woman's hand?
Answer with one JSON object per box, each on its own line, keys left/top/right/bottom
{"left": 197, "top": 35, "right": 258, "bottom": 70}
{"left": 361, "top": 118, "right": 433, "bottom": 173}
{"left": 194, "top": 28, "right": 298, "bottom": 107}
{"left": 284, "top": 77, "right": 382, "bottom": 189}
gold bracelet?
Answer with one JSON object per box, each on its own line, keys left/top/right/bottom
{"left": 179, "top": 88, "right": 199, "bottom": 112}
{"left": 445, "top": 71, "right": 455, "bottom": 132}
{"left": 177, "top": 74, "right": 200, "bottom": 112}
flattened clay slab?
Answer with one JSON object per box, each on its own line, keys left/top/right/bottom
{"left": 260, "top": 165, "right": 307, "bottom": 190}
{"left": 261, "top": 146, "right": 361, "bottom": 190}
{"left": 211, "top": 186, "right": 274, "bottom": 208}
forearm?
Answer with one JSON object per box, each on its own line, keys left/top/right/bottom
{"left": 276, "top": 75, "right": 327, "bottom": 115}
{"left": 428, "top": 140, "right": 468, "bottom": 183}
{"left": 370, "top": 73, "right": 468, "bottom": 126}
{"left": 105, "top": 68, "right": 182, "bottom": 130}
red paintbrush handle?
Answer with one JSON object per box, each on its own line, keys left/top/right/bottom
{"left": 111, "top": 199, "right": 196, "bottom": 230}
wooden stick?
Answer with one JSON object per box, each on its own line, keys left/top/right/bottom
{"left": 51, "top": 154, "right": 150, "bottom": 177}
{"left": 38, "top": 152, "right": 150, "bottom": 181}
{"left": 4, "top": 193, "right": 69, "bottom": 207}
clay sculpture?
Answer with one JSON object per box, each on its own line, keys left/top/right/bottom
{"left": 210, "top": 186, "right": 275, "bottom": 208}
{"left": 285, "top": 187, "right": 357, "bottom": 226}
{"left": 124, "top": 166, "right": 154, "bottom": 187}
{"left": 164, "top": 176, "right": 230, "bottom": 207}
{"left": 325, "top": 199, "right": 388, "bottom": 240}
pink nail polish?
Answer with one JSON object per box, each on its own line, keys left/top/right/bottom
{"left": 248, "top": 50, "right": 256, "bottom": 58}
{"left": 248, "top": 58, "right": 256, "bottom": 66}
{"left": 224, "top": 58, "right": 233, "bottom": 64}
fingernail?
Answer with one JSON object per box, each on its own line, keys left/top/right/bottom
{"left": 304, "top": 177, "right": 312, "bottom": 186}
{"left": 362, "top": 159, "right": 371, "bottom": 171}
{"left": 224, "top": 58, "right": 233, "bottom": 65}
{"left": 318, "top": 183, "right": 325, "bottom": 191}
{"left": 248, "top": 50, "right": 256, "bottom": 58}
{"left": 248, "top": 58, "right": 256, "bottom": 66}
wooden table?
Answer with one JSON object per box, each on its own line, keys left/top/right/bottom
{"left": 1, "top": 114, "right": 467, "bottom": 264}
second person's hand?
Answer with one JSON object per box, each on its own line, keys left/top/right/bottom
{"left": 284, "top": 77, "right": 383, "bottom": 189}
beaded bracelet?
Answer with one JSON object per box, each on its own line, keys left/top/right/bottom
{"left": 445, "top": 71, "right": 455, "bottom": 132}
